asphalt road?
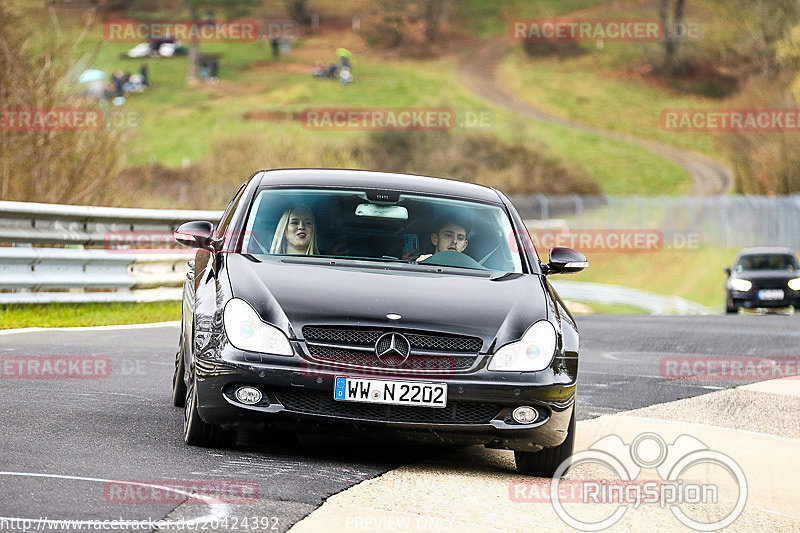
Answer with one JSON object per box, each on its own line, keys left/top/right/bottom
{"left": 1, "top": 314, "right": 797, "bottom": 531}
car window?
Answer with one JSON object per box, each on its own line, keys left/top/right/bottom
{"left": 239, "top": 188, "right": 525, "bottom": 274}
{"left": 735, "top": 253, "right": 799, "bottom": 271}
{"left": 214, "top": 182, "right": 248, "bottom": 240}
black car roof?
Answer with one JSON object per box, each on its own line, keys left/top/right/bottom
{"left": 736, "top": 246, "right": 798, "bottom": 257}
{"left": 255, "top": 169, "right": 504, "bottom": 204}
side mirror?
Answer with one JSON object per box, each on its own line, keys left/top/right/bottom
{"left": 174, "top": 221, "right": 220, "bottom": 252}
{"left": 724, "top": 267, "right": 732, "bottom": 276}
{"left": 543, "top": 246, "right": 588, "bottom": 275}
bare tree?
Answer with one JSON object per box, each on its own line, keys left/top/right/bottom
{"left": 0, "top": 4, "right": 126, "bottom": 205}
{"left": 660, "top": 0, "right": 686, "bottom": 74}
{"left": 423, "top": 0, "right": 446, "bottom": 43}
{"left": 737, "top": 0, "right": 800, "bottom": 75}
{"left": 285, "top": 0, "right": 312, "bottom": 25}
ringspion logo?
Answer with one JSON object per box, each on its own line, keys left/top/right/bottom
{"left": 515, "top": 432, "right": 748, "bottom": 531}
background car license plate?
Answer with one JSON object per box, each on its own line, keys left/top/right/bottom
{"left": 334, "top": 377, "right": 447, "bottom": 408}
{"left": 758, "top": 289, "right": 784, "bottom": 300}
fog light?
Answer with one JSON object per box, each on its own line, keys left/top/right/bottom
{"left": 512, "top": 406, "right": 539, "bottom": 424}
{"left": 235, "top": 386, "right": 263, "bottom": 405}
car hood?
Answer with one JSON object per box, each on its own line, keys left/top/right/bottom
{"left": 226, "top": 254, "right": 549, "bottom": 351}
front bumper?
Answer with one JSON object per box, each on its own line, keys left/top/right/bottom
{"left": 729, "top": 289, "right": 800, "bottom": 309}
{"left": 193, "top": 345, "right": 577, "bottom": 452}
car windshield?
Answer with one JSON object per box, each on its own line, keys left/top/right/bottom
{"left": 735, "top": 253, "right": 799, "bottom": 272}
{"left": 238, "top": 188, "right": 524, "bottom": 273}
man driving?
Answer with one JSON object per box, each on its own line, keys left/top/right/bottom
{"left": 413, "top": 216, "right": 470, "bottom": 262}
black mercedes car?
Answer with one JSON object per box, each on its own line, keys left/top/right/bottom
{"left": 725, "top": 246, "right": 800, "bottom": 313}
{"left": 172, "top": 169, "right": 587, "bottom": 477}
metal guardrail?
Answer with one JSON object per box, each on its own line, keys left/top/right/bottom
{"left": 0, "top": 247, "right": 195, "bottom": 304}
{"left": 551, "top": 281, "right": 710, "bottom": 315}
{"left": 0, "top": 199, "right": 710, "bottom": 313}
{"left": 0, "top": 199, "right": 221, "bottom": 246}
{"left": 510, "top": 194, "right": 800, "bottom": 250}
{"left": 0, "top": 200, "right": 222, "bottom": 304}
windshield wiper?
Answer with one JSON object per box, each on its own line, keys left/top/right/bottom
{"left": 279, "top": 256, "right": 493, "bottom": 277}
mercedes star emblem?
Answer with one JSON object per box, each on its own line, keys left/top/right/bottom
{"left": 375, "top": 332, "right": 411, "bottom": 366}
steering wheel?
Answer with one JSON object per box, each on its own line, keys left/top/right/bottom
{"left": 418, "top": 250, "right": 487, "bottom": 269}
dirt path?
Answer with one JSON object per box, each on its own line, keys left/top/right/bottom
{"left": 457, "top": 36, "right": 734, "bottom": 195}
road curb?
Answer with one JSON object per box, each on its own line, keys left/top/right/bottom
{"left": 289, "top": 377, "right": 800, "bottom": 532}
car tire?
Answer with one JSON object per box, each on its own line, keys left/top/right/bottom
{"left": 726, "top": 305, "right": 739, "bottom": 314}
{"left": 183, "top": 376, "right": 237, "bottom": 448}
{"left": 514, "top": 406, "right": 576, "bottom": 478}
{"left": 171, "top": 349, "right": 187, "bottom": 407}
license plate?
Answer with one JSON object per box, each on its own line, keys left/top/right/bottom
{"left": 758, "top": 289, "right": 784, "bottom": 300}
{"left": 334, "top": 376, "right": 447, "bottom": 408}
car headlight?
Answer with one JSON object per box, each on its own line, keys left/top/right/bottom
{"left": 789, "top": 278, "right": 800, "bottom": 291}
{"left": 223, "top": 298, "right": 293, "bottom": 355}
{"left": 488, "top": 320, "right": 557, "bottom": 372}
{"left": 730, "top": 279, "right": 752, "bottom": 292}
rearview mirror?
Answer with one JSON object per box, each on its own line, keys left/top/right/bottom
{"left": 724, "top": 267, "right": 732, "bottom": 276}
{"left": 174, "top": 220, "right": 219, "bottom": 252}
{"left": 355, "top": 203, "right": 408, "bottom": 220}
{"left": 544, "top": 247, "right": 588, "bottom": 275}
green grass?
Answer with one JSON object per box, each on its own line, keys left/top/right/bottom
{"left": 454, "top": 0, "right": 615, "bottom": 39}
{"left": 89, "top": 35, "right": 693, "bottom": 196}
{"left": 0, "top": 301, "right": 181, "bottom": 328}
{"left": 500, "top": 47, "right": 720, "bottom": 158}
{"left": 515, "top": 117, "right": 692, "bottom": 195}
{"left": 569, "top": 247, "right": 740, "bottom": 309}
{"left": 496, "top": 0, "right": 752, "bottom": 163}
{"left": 577, "top": 301, "right": 648, "bottom": 314}
{"left": 15, "top": 0, "right": 701, "bottom": 200}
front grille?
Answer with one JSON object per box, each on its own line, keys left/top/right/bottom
{"left": 275, "top": 390, "right": 501, "bottom": 425}
{"left": 752, "top": 281, "right": 789, "bottom": 291}
{"left": 302, "top": 326, "right": 483, "bottom": 372}
{"left": 307, "top": 346, "right": 474, "bottom": 371}
{"left": 303, "top": 326, "right": 482, "bottom": 353}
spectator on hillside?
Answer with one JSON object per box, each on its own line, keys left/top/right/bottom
{"left": 140, "top": 63, "right": 149, "bottom": 87}
{"left": 270, "top": 36, "right": 280, "bottom": 59}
